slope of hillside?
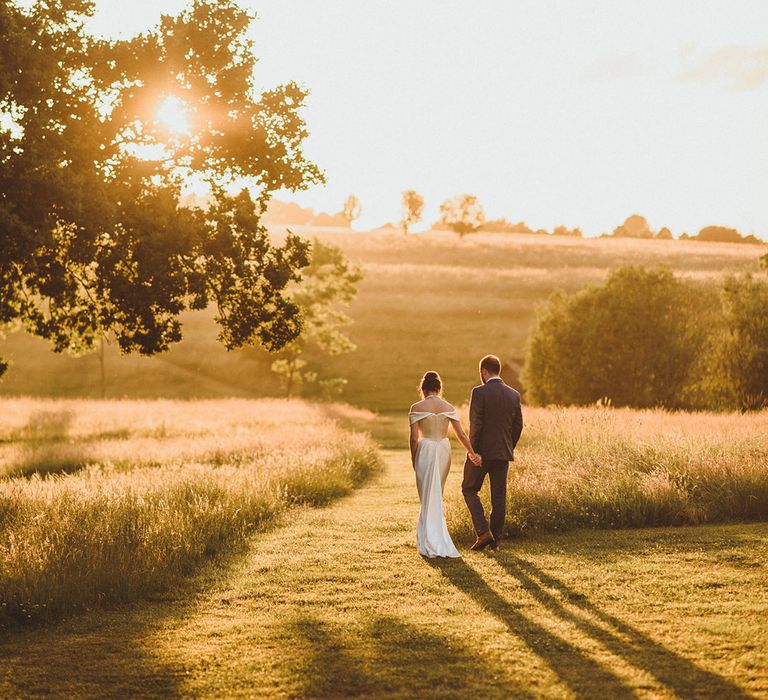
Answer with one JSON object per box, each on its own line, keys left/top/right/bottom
{"left": 1, "top": 231, "right": 764, "bottom": 411}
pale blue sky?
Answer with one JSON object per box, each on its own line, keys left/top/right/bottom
{"left": 86, "top": 0, "right": 768, "bottom": 236}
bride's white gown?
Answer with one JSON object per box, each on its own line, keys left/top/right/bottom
{"left": 409, "top": 411, "right": 461, "bottom": 558}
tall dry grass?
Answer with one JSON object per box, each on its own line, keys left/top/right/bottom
{"left": 446, "top": 406, "right": 768, "bottom": 539}
{"left": 0, "top": 399, "right": 381, "bottom": 627}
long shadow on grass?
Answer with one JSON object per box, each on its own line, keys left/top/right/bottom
{"left": 495, "top": 553, "right": 755, "bottom": 699}
{"left": 428, "top": 558, "right": 635, "bottom": 699}
{"left": 0, "top": 606, "right": 185, "bottom": 698}
{"left": 284, "top": 614, "right": 536, "bottom": 699}
{"left": 5, "top": 408, "right": 96, "bottom": 478}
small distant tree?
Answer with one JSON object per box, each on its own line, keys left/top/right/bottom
{"left": 482, "top": 219, "right": 534, "bottom": 234}
{"left": 552, "top": 225, "right": 582, "bottom": 237}
{"left": 271, "top": 239, "right": 363, "bottom": 398}
{"left": 439, "top": 194, "right": 485, "bottom": 238}
{"left": 695, "top": 226, "right": 742, "bottom": 243}
{"left": 656, "top": 227, "right": 673, "bottom": 240}
{"left": 612, "top": 214, "right": 652, "bottom": 238}
{"left": 400, "top": 190, "right": 425, "bottom": 234}
{"left": 342, "top": 195, "right": 362, "bottom": 226}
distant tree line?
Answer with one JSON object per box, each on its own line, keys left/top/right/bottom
{"left": 265, "top": 195, "right": 765, "bottom": 247}
{"left": 524, "top": 263, "right": 768, "bottom": 411}
{"left": 606, "top": 215, "right": 763, "bottom": 245}
{"left": 481, "top": 220, "right": 582, "bottom": 237}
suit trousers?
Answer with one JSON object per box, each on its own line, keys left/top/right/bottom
{"left": 462, "top": 458, "right": 509, "bottom": 540}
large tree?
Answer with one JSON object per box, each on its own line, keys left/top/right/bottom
{"left": 0, "top": 0, "right": 323, "bottom": 377}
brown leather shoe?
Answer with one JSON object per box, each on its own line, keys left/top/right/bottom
{"left": 470, "top": 531, "right": 495, "bottom": 551}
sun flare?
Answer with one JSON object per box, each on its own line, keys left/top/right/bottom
{"left": 156, "top": 95, "right": 191, "bottom": 135}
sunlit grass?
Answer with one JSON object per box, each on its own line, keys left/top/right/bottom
{"left": 0, "top": 398, "right": 381, "bottom": 627}
{"left": 445, "top": 406, "right": 768, "bottom": 539}
{"left": 3, "top": 450, "right": 764, "bottom": 698}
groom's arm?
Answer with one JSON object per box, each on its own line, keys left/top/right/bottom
{"left": 469, "top": 387, "right": 484, "bottom": 452}
{"left": 512, "top": 397, "right": 523, "bottom": 449}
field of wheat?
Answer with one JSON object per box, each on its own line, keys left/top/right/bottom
{"left": 445, "top": 405, "right": 768, "bottom": 538}
{"left": 0, "top": 398, "right": 381, "bottom": 627}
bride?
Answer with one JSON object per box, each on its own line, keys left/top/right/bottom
{"left": 409, "top": 371, "right": 481, "bottom": 558}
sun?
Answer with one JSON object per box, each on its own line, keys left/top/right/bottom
{"left": 156, "top": 96, "right": 192, "bottom": 135}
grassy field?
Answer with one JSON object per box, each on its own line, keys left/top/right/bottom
{"left": 0, "top": 398, "right": 381, "bottom": 627}
{"left": 1, "top": 398, "right": 766, "bottom": 696}
{"left": 1, "top": 230, "right": 764, "bottom": 411}
{"left": 445, "top": 405, "right": 768, "bottom": 538}
{"left": 1, "top": 450, "right": 765, "bottom": 698}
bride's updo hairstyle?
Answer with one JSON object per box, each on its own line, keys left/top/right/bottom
{"left": 420, "top": 371, "right": 442, "bottom": 398}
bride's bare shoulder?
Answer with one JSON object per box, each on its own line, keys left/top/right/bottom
{"left": 410, "top": 396, "right": 454, "bottom": 413}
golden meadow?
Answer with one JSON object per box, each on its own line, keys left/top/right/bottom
{"left": 1, "top": 397, "right": 767, "bottom": 629}
{"left": 446, "top": 405, "right": 768, "bottom": 540}
{"left": 0, "top": 398, "right": 381, "bottom": 627}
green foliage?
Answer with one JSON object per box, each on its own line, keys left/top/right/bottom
{"left": 271, "top": 239, "right": 363, "bottom": 397}
{"left": 0, "top": 0, "right": 323, "bottom": 378}
{"left": 707, "top": 275, "right": 768, "bottom": 411}
{"left": 523, "top": 266, "right": 714, "bottom": 408}
{"left": 439, "top": 194, "right": 485, "bottom": 238}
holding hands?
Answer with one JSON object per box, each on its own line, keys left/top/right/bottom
{"left": 468, "top": 451, "right": 482, "bottom": 467}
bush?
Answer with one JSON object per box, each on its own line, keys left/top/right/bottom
{"left": 523, "top": 266, "right": 715, "bottom": 408}
{"left": 706, "top": 275, "right": 768, "bottom": 410}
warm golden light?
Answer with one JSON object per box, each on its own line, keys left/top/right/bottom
{"left": 156, "top": 95, "right": 191, "bottom": 135}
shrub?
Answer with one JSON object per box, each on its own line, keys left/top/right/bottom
{"left": 523, "top": 266, "right": 716, "bottom": 408}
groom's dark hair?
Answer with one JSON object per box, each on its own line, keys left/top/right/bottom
{"left": 480, "top": 354, "right": 501, "bottom": 375}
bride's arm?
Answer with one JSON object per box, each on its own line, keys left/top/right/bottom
{"left": 450, "top": 419, "right": 482, "bottom": 466}
{"left": 409, "top": 422, "right": 419, "bottom": 468}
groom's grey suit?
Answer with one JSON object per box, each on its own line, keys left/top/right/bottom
{"left": 462, "top": 376, "right": 523, "bottom": 541}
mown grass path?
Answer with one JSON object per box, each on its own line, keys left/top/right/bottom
{"left": 1, "top": 450, "right": 767, "bottom": 698}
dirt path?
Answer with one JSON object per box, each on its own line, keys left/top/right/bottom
{"left": 1, "top": 450, "right": 766, "bottom": 698}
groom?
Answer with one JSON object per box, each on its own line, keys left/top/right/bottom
{"left": 462, "top": 354, "right": 524, "bottom": 551}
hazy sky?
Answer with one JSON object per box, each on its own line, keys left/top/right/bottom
{"left": 86, "top": 1, "right": 768, "bottom": 236}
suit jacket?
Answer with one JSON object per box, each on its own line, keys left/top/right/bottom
{"left": 469, "top": 378, "right": 523, "bottom": 461}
